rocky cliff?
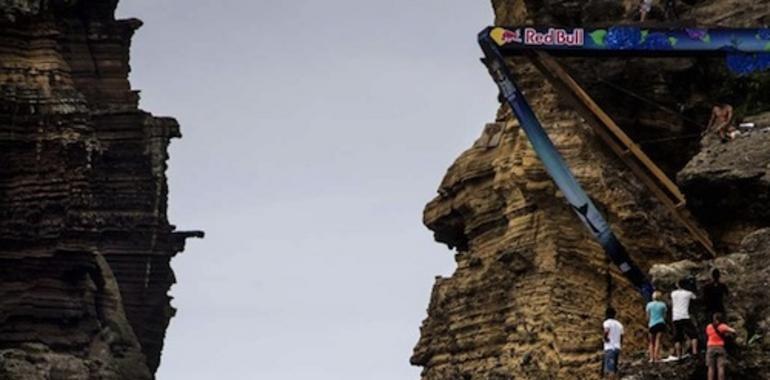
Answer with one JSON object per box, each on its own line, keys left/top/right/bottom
{"left": 413, "top": 1, "right": 770, "bottom": 379}
{"left": 622, "top": 228, "right": 770, "bottom": 380}
{"left": 0, "top": 1, "right": 199, "bottom": 379}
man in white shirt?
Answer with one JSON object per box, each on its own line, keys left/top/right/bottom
{"left": 671, "top": 279, "right": 698, "bottom": 359}
{"left": 603, "top": 307, "right": 624, "bottom": 379}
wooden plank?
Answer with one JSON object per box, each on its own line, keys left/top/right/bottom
{"left": 525, "top": 51, "right": 716, "bottom": 257}
{"left": 530, "top": 50, "right": 685, "bottom": 203}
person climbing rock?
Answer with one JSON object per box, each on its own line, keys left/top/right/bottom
{"left": 603, "top": 307, "right": 624, "bottom": 379}
{"left": 706, "top": 312, "right": 736, "bottom": 380}
{"left": 639, "top": 0, "right": 653, "bottom": 21}
{"left": 671, "top": 280, "right": 698, "bottom": 359}
{"left": 707, "top": 103, "right": 737, "bottom": 143}
{"left": 703, "top": 269, "right": 730, "bottom": 322}
{"left": 664, "top": 0, "right": 678, "bottom": 20}
{"left": 646, "top": 291, "right": 668, "bottom": 362}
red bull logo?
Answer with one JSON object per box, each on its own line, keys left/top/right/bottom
{"left": 490, "top": 27, "right": 584, "bottom": 47}
{"left": 501, "top": 29, "right": 522, "bottom": 44}
{"left": 490, "top": 28, "right": 522, "bottom": 45}
{"left": 524, "top": 28, "right": 584, "bottom": 46}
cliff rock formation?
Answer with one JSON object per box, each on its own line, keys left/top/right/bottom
{"left": 678, "top": 112, "right": 770, "bottom": 249}
{"left": 0, "top": 1, "right": 199, "bottom": 378}
{"left": 413, "top": 1, "right": 770, "bottom": 379}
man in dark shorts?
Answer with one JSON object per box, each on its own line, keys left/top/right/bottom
{"left": 671, "top": 280, "right": 698, "bottom": 359}
{"left": 703, "top": 269, "right": 729, "bottom": 320}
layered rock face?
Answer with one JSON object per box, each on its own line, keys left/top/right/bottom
{"left": 0, "top": 1, "right": 198, "bottom": 378}
{"left": 413, "top": 1, "right": 770, "bottom": 379}
{"left": 678, "top": 112, "right": 770, "bottom": 249}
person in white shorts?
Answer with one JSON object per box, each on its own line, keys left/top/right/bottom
{"left": 640, "top": 0, "right": 653, "bottom": 21}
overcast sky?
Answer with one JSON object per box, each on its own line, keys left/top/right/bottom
{"left": 116, "top": 1, "right": 497, "bottom": 379}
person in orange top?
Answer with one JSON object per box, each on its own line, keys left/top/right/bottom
{"left": 705, "top": 312, "right": 736, "bottom": 380}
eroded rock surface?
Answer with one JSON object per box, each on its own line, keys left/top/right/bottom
{"left": 414, "top": 1, "right": 770, "bottom": 379}
{"left": 678, "top": 116, "right": 770, "bottom": 249}
{"left": 0, "top": 1, "right": 198, "bottom": 378}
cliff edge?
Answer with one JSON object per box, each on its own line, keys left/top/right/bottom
{"left": 0, "top": 1, "right": 199, "bottom": 378}
{"left": 413, "top": 1, "right": 770, "bottom": 379}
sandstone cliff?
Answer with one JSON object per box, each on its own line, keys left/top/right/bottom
{"left": 413, "top": 1, "right": 770, "bottom": 379}
{"left": 0, "top": 1, "right": 199, "bottom": 378}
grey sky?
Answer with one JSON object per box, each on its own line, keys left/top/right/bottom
{"left": 116, "top": 1, "right": 497, "bottom": 379}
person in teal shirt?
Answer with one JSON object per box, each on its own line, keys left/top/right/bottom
{"left": 646, "top": 291, "right": 668, "bottom": 362}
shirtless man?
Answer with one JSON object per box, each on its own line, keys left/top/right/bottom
{"left": 707, "top": 103, "right": 736, "bottom": 142}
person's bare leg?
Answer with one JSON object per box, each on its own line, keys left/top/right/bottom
{"left": 717, "top": 355, "right": 726, "bottom": 380}
{"left": 675, "top": 342, "right": 682, "bottom": 358}
{"left": 648, "top": 335, "right": 654, "bottom": 362}
{"left": 650, "top": 335, "right": 656, "bottom": 361}
{"left": 708, "top": 364, "right": 715, "bottom": 380}
{"left": 691, "top": 338, "right": 698, "bottom": 355}
{"left": 718, "top": 123, "right": 734, "bottom": 141}
{"left": 655, "top": 333, "right": 663, "bottom": 361}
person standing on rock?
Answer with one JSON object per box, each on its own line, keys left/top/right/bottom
{"left": 639, "top": 0, "right": 653, "bottom": 21}
{"left": 603, "top": 307, "right": 624, "bottom": 379}
{"left": 703, "top": 269, "right": 729, "bottom": 321}
{"left": 671, "top": 279, "right": 699, "bottom": 359}
{"left": 706, "top": 312, "right": 736, "bottom": 380}
{"left": 646, "top": 291, "right": 668, "bottom": 362}
{"left": 664, "top": 0, "right": 678, "bottom": 20}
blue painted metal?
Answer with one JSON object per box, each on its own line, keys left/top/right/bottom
{"left": 489, "top": 26, "right": 770, "bottom": 54}
{"left": 478, "top": 25, "right": 770, "bottom": 299}
{"left": 486, "top": 26, "right": 770, "bottom": 75}
{"left": 479, "top": 30, "right": 655, "bottom": 301}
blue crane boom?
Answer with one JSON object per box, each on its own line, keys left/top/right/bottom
{"left": 477, "top": 25, "right": 770, "bottom": 300}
